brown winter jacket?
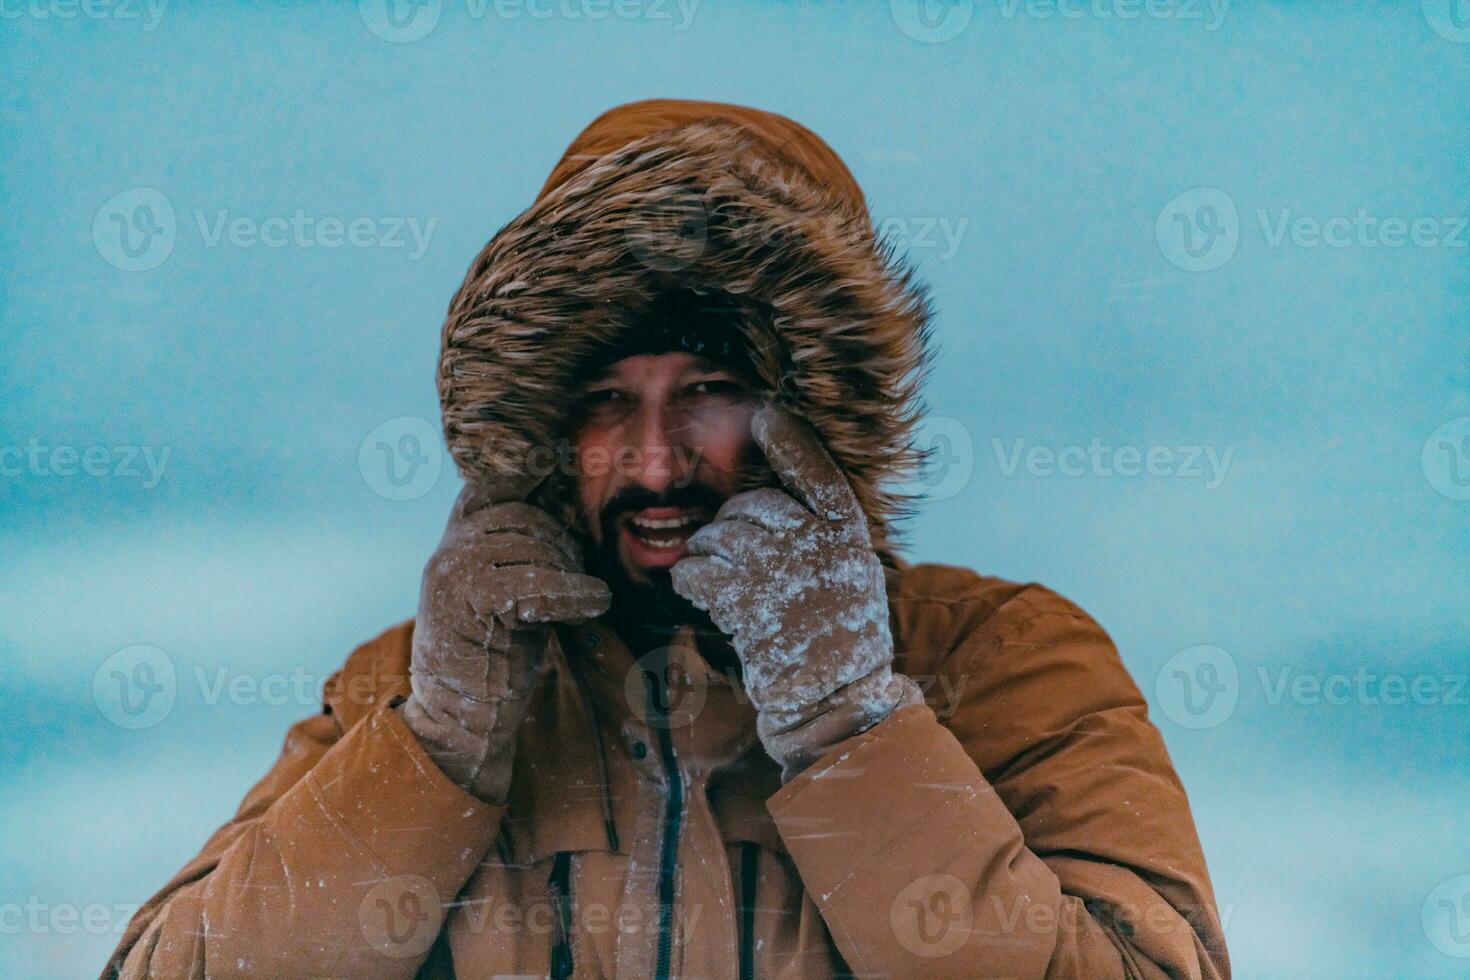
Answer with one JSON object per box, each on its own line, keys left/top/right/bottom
{"left": 106, "top": 100, "right": 1229, "bottom": 979}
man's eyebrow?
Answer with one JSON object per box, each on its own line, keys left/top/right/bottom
{"left": 685, "top": 359, "right": 745, "bottom": 378}
{"left": 581, "top": 369, "right": 621, "bottom": 387}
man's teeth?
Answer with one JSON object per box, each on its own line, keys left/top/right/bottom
{"left": 630, "top": 513, "right": 701, "bottom": 549}
{"left": 631, "top": 514, "right": 700, "bottom": 530}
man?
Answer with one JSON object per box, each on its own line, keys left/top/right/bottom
{"left": 107, "top": 100, "right": 1229, "bottom": 979}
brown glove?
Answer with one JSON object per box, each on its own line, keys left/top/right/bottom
{"left": 671, "top": 404, "right": 923, "bottom": 780}
{"left": 400, "top": 474, "right": 611, "bottom": 803}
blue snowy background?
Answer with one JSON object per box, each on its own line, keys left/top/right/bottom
{"left": 3, "top": 2, "right": 1468, "bottom": 976}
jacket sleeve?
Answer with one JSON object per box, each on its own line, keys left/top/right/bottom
{"left": 103, "top": 698, "right": 504, "bottom": 979}
{"left": 766, "top": 584, "right": 1230, "bottom": 979}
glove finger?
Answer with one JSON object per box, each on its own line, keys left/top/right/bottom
{"left": 481, "top": 612, "right": 541, "bottom": 653}
{"left": 514, "top": 593, "right": 610, "bottom": 627}
{"left": 482, "top": 502, "right": 584, "bottom": 563}
{"left": 750, "top": 404, "right": 862, "bottom": 523}
{"left": 685, "top": 519, "right": 774, "bottom": 565}
{"left": 457, "top": 502, "right": 584, "bottom": 567}
{"left": 669, "top": 554, "right": 737, "bottom": 615}
{"left": 486, "top": 568, "right": 611, "bottom": 626}
{"left": 477, "top": 532, "right": 579, "bottom": 573}
{"left": 710, "top": 487, "right": 810, "bottom": 534}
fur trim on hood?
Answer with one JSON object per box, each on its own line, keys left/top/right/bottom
{"left": 438, "top": 99, "right": 933, "bottom": 563}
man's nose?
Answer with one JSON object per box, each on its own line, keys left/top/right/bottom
{"left": 628, "top": 405, "right": 691, "bottom": 497}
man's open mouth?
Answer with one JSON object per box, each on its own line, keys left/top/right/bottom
{"left": 620, "top": 506, "right": 710, "bottom": 569}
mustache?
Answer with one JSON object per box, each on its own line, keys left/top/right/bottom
{"left": 583, "top": 452, "right": 776, "bottom": 550}
{"left": 600, "top": 483, "right": 728, "bottom": 526}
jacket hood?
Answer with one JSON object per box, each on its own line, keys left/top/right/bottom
{"left": 438, "top": 98, "right": 933, "bottom": 562}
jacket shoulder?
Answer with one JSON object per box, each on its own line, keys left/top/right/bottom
{"left": 321, "top": 619, "right": 415, "bottom": 731}
{"left": 891, "top": 561, "right": 1098, "bottom": 616}
{"left": 890, "top": 563, "right": 1130, "bottom": 690}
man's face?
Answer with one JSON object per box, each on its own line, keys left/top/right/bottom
{"left": 572, "top": 351, "right": 759, "bottom": 590}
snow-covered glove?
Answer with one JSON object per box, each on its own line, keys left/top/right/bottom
{"left": 400, "top": 475, "right": 611, "bottom": 803}
{"left": 671, "top": 404, "right": 924, "bottom": 780}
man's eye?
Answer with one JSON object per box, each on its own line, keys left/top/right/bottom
{"left": 584, "top": 389, "right": 626, "bottom": 406}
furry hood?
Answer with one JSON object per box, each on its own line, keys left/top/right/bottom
{"left": 438, "top": 99, "right": 932, "bottom": 562}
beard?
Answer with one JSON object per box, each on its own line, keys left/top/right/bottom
{"left": 572, "top": 446, "right": 776, "bottom": 661}
{"left": 580, "top": 482, "right": 724, "bottom": 647}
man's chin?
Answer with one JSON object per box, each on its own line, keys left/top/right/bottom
{"left": 594, "top": 555, "right": 710, "bottom": 637}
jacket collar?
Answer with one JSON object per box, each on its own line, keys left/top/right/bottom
{"left": 496, "top": 618, "right": 783, "bottom": 866}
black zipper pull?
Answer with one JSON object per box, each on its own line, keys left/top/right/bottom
{"left": 548, "top": 851, "right": 574, "bottom": 979}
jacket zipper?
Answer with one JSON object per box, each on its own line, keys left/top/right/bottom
{"left": 645, "top": 667, "right": 684, "bottom": 980}
{"left": 548, "top": 851, "right": 574, "bottom": 979}
{"left": 739, "top": 840, "right": 759, "bottom": 980}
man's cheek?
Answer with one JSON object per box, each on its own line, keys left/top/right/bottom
{"left": 683, "top": 434, "right": 753, "bottom": 485}
{"left": 686, "top": 404, "right": 755, "bottom": 457}
{"left": 673, "top": 445, "right": 708, "bottom": 487}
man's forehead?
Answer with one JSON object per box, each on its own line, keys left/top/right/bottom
{"left": 586, "top": 351, "right": 737, "bottom": 383}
